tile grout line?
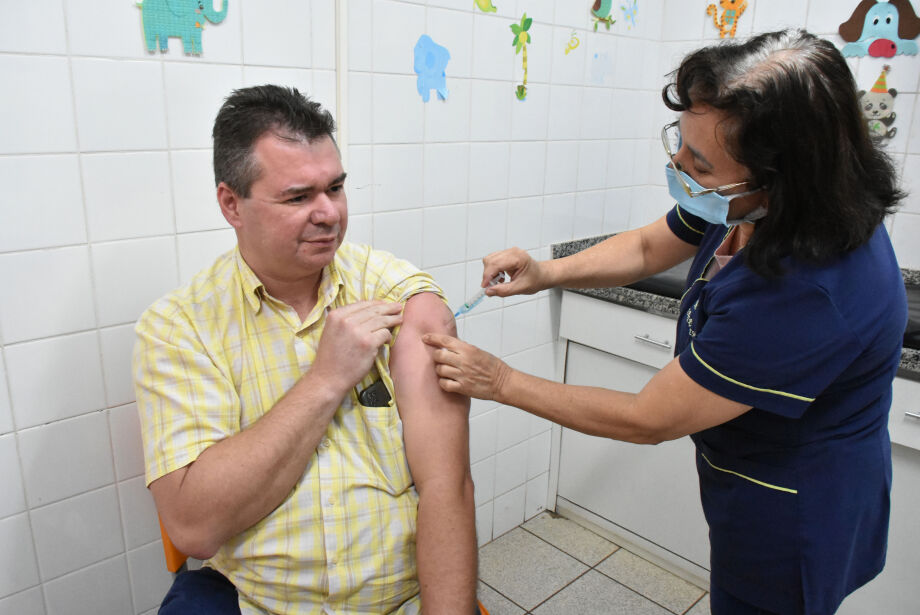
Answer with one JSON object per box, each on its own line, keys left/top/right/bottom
{"left": 477, "top": 578, "right": 529, "bottom": 613}
{"left": 519, "top": 522, "right": 620, "bottom": 567}
{"left": 681, "top": 592, "right": 708, "bottom": 615}
{"left": 478, "top": 523, "right": 596, "bottom": 614}
{"left": 480, "top": 523, "right": 623, "bottom": 613}
{"left": 587, "top": 549, "right": 705, "bottom": 615}
{"left": 485, "top": 520, "right": 702, "bottom": 614}
{"left": 524, "top": 513, "right": 708, "bottom": 613}
{"left": 524, "top": 567, "right": 595, "bottom": 614}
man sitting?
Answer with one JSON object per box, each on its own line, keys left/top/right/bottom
{"left": 134, "top": 85, "right": 477, "bottom": 614}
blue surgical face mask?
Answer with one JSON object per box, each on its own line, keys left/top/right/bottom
{"left": 665, "top": 164, "right": 765, "bottom": 227}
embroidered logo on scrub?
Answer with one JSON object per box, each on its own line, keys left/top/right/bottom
{"left": 685, "top": 300, "right": 699, "bottom": 338}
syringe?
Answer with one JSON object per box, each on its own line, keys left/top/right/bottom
{"left": 454, "top": 271, "right": 510, "bottom": 317}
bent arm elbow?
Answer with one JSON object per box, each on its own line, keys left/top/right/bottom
{"left": 186, "top": 544, "right": 221, "bottom": 561}
{"left": 167, "top": 521, "right": 224, "bottom": 561}
{"left": 625, "top": 414, "right": 684, "bottom": 444}
{"left": 631, "top": 431, "right": 668, "bottom": 445}
{"left": 617, "top": 392, "right": 684, "bottom": 445}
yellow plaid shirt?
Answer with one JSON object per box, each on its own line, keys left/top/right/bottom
{"left": 134, "top": 242, "right": 445, "bottom": 614}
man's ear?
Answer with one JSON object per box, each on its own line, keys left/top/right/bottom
{"left": 217, "top": 182, "right": 243, "bottom": 229}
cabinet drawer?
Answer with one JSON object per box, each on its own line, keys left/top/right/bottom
{"left": 559, "top": 291, "right": 677, "bottom": 369}
{"left": 890, "top": 377, "right": 920, "bottom": 451}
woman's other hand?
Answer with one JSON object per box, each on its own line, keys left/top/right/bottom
{"left": 481, "top": 247, "right": 550, "bottom": 298}
{"left": 422, "top": 333, "right": 512, "bottom": 401}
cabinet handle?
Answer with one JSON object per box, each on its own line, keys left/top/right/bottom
{"left": 905, "top": 411, "right": 920, "bottom": 420}
{"left": 633, "top": 334, "right": 672, "bottom": 350}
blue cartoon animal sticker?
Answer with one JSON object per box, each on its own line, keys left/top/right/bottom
{"left": 621, "top": 1, "right": 638, "bottom": 29}
{"left": 138, "top": 0, "right": 228, "bottom": 55}
{"left": 414, "top": 35, "right": 450, "bottom": 102}
{"left": 839, "top": 0, "right": 920, "bottom": 57}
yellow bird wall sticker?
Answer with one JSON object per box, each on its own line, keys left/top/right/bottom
{"left": 474, "top": 0, "right": 497, "bottom": 13}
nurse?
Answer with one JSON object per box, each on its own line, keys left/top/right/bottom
{"left": 424, "top": 30, "right": 908, "bottom": 615}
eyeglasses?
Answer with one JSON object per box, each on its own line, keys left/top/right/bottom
{"left": 661, "top": 121, "right": 750, "bottom": 198}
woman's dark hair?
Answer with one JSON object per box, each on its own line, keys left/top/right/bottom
{"left": 662, "top": 29, "right": 903, "bottom": 277}
{"left": 212, "top": 85, "right": 336, "bottom": 197}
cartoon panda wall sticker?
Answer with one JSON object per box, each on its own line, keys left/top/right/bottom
{"left": 859, "top": 65, "right": 897, "bottom": 141}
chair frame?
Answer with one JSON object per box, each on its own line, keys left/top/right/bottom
{"left": 159, "top": 516, "right": 188, "bottom": 574}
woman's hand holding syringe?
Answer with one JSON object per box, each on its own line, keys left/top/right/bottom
{"left": 480, "top": 247, "right": 552, "bottom": 298}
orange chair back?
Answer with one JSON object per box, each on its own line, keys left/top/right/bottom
{"left": 158, "top": 516, "right": 188, "bottom": 573}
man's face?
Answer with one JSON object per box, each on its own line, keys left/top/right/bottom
{"left": 228, "top": 133, "right": 348, "bottom": 283}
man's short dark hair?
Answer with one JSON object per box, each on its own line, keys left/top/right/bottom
{"left": 212, "top": 85, "right": 336, "bottom": 197}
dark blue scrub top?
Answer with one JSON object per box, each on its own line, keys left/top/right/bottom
{"left": 666, "top": 205, "right": 907, "bottom": 615}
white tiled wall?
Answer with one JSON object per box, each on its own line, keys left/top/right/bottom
{"left": 0, "top": 1, "right": 335, "bottom": 612}
{"left": 1, "top": 0, "right": 917, "bottom": 612}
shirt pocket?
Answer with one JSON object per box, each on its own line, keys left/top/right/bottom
{"left": 348, "top": 364, "right": 414, "bottom": 496}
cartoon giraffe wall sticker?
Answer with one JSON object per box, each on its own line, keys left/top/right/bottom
{"left": 706, "top": 0, "right": 747, "bottom": 38}
{"left": 511, "top": 13, "right": 532, "bottom": 100}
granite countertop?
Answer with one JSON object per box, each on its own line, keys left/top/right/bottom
{"left": 552, "top": 235, "right": 920, "bottom": 381}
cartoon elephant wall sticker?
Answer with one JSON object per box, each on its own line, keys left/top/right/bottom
{"left": 137, "top": 0, "right": 228, "bottom": 55}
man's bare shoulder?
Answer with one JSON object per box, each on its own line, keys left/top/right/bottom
{"left": 401, "top": 292, "right": 454, "bottom": 335}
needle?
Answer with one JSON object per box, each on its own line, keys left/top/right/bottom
{"left": 454, "top": 272, "right": 510, "bottom": 317}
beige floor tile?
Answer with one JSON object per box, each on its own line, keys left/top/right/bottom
{"left": 477, "top": 581, "right": 525, "bottom": 615}
{"left": 595, "top": 549, "right": 706, "bottom": 614}
{"left": 478, "top": 528, "right": 589, "bottom": 611}
{"left": 530, "top": 570, "right": 673, "bottom": 615}
{"left": 684, "top": 594, "right": 711, "bottom": 615}
{"left": 523, "top": 511, "right": 619, "bottom": 565}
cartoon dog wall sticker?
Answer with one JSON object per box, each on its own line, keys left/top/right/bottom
{"left": 839, "top": 0, "right": 920, "bottom": 57}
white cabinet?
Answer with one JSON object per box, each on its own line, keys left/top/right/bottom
{"left": 558, "top": 342, "right": 711, "bottom": 578}
{"left": 556, "top": 290, "right": 920, "bottom": 607}
{"left": 888, "top": 376, "right": 920, "bottom": 450}
{"left": 838, "top": 377, "right": 920, "bottom": 615}
{"left": 557, "top": 292, "right": 710, "bottom": 582}
{"left": 557, "top": 291, "right": 676, "bottom": 369}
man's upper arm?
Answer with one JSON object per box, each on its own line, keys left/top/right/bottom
{"left": 389, "top": 292, "right": 471, "bottom": 488}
